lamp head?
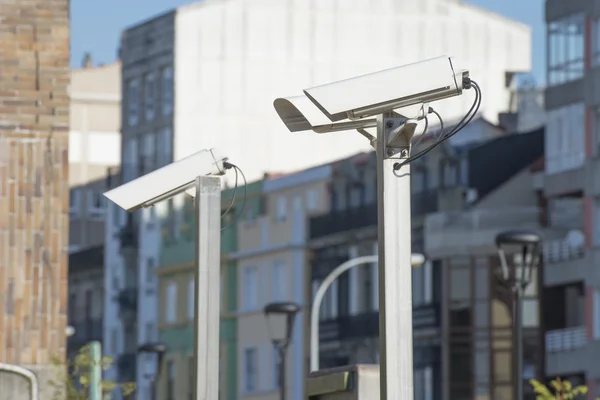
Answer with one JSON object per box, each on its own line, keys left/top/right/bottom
{"left": 495, "top": 229, "right": 542, "bottom": 289}
{"left": 263, "top": 301, "right": 301, "bottom": 347}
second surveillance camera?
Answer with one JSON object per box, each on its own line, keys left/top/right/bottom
{"left": 303, "top": 55, "right": 467, "bottom": 122}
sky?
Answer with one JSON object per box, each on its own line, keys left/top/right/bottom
{"left": 70, "top": 0, "right": 545, "bottom": 85}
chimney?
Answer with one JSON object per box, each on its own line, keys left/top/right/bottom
{"left": 82, "top": 52, "right": 93, "bottom": 68}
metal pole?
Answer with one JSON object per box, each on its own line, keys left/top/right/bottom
{"left": 277, "top": 345, "right": 286, "bottom": 400}
{"left": 376, "top": 113, "right": 414, "bottom": 400}
{"left": 89, "top": 341, "right": 102, "bottom": 400}
{"left": 514, "top": 286, "right": 524, "bottom": 400}
{"left": 192, "top": 176, "right": 221, "bottom": 400}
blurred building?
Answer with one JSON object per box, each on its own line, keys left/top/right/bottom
{"left": 424, "top": 127, "right": 547, "bottom": 399}
{"left": 543, "top": 0, "right": 600, "bottom": 393}
{"left": 69, "top": 58, "right": 121, "bottom": 253}
{"left": 67, "top": 246, "right": 104, "bottom": 360}
{"left": 0, "top": 1, "right": 70, "bottom": 399}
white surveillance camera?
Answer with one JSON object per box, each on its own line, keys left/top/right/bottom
{"left": 104, "top": 148, "right": 227, "bottom": 212}
{"left": 274, "top": 55, "right": 468, "bottom": 133}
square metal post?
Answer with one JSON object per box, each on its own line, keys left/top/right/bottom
{"left": 376, "top": 113, "right": 414, "bottom": 400}
{"left": 192, "top": 176, "right": 221, "bottom": 400}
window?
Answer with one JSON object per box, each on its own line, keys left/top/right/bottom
{"left": 162, "top": 66, "right": 174, "bottom": 116}
{"left": 158, "top": 127, "right": 173, "bottom": 166}
{"left": 593, "top": 289, "right": 600, "bottom": 340}
{"left": 145, "top": 322, "right": 154, "bottom": 342}
{"left": 110, "top": 328, "right": 119, "bottom": 354}
{"left": 292, "top": 195, "right": 302, "bottom": 212}
{"left": 275, "top": 197, "right": 287, "bottom": 221}
{"left": 87, "top": 189, "right": 106, "bottom": 220}
{"left": 315, "top": 279, "right": 338, "bottom": 320}
{"left": 548, "top": 13, "right": 585, "bottom": 86}
{"left": 123, "top": 139, "right": 138, "bottom": 182}
{"left": 165, "top": 282, "right": 177, "bottom": 324}
{"left": 69, "top": 189, "right": 81, "bottom": 218}
{"left": 127, "top": 78, "right": 140, "bottom": 126}
{"left": 166, "top": 361, "right": 175, "bottom": 400}
{"left": 412, "top": 168, "right": 427, "bottom": 193}
{"left": 146, "top": 257, "right": 155, "bottom": 284}
{"left": 593, "top": 17, "right": 600, "bottom": 66}
{"left": 306, "top": 189, "right": 317, "bottom": 211}
{"left": 242, "top": 267, "right": 259, "bottom": 310}
{"left": 271, "top": 261, "right": 287, "bottom": 302}
{"left": 595, "top": 199, "right": 600, "bottom": 246}
{"left": 441, "top": 160, "right": 457, "bottom": 187}
{"left": 545, "top": 103, "right": 585, "bottom": 174}
{"left": 144, "top": 73, "right": 155, "bottom": 121}
{"left": 243, "top": 347, "right": 258, "bottom": 392}
{"left": 142, "top": 133, "right": 156, "bottom": 173}
{"left": 188, "top": 278, "right": 195, "bottom": 320}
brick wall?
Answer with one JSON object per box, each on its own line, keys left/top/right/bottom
{"left": 0, "top": 0, "right": 70, "bottom": 379}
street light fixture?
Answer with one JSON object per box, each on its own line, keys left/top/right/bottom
{"left": 495, "top": 229, "right": 542, "bottom": 400}
{"left": 263, "top": 301, "right": 301, "bottom": 400}
{"left": 138, "top": 342, "right": 167, "bottom": 400}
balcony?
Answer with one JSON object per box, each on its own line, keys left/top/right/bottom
{"left": 311, "top": 256, "right": 349, "bottom": 280}
{"left": 319, "top": 303, "right": 440, "bottom": 344}
{"left": 117, "top": 353, "right": 137, "bottom": 383}
{"left": 425, "top": 207, "right": 545, "bottom": 257}
{"left": 543, "top": 237, "right": 587, "bottom": 286}
{"left": 309, "top": 203, "right": 378, "bottom": 240}
{"left": 545, "top": 326, "right": 587, "bottom": 376}
{"left": 68, "top": 318, "right": 103, "bottom": 348}
{"left": 117, "top": 288, "right": 138, "bottom": 318}
{"left": 118, "top": 221, "right": 138, "bottom": 250}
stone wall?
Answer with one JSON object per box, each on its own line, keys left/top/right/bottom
{"left": 0, "top": 0, "right": 70, "bottom": 397}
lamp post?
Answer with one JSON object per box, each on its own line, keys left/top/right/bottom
{"left": 495, "top": 229, "right": 542, "bottom": 400}
{"left": 138, "top": 342, "right": 167, "bottom": 400}
{"left": 263, "top": 301, "right": 301, "bottom": 400}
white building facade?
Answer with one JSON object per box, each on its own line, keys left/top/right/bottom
{"left": 103, "top": 0, "right": 531, "bottom": 397}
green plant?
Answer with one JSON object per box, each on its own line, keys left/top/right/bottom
{"left": 530, "top": 378, "right": 597, "bottom": 400}
{"left": 48, "top": 345, "right": 136, "bottom": 400}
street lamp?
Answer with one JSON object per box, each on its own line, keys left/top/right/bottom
{"left": 138, "top": 342, "right": 167, "bottom": 400}
{"left": 495, "top": 229, "right": 542, "bottom": 400}
{"left": 263, "top": 301, "right": 301, "bottom": 400}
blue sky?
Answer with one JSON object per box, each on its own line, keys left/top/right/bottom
{"left": 71, "top": 0, "right": 545, "bottom": 84}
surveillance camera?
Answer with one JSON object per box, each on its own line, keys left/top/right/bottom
{"left": 274, "top": 55, "right": 468, "bottom": 133}
{"left": 104, "top": 148, "right": 227, "bottom": 212}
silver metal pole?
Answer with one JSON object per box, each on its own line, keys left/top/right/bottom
{"left": 376, "top": 113, "right": 414, "bottom": 400}
{"left": 192, "top": 176, "right": 221, "bottom": 400}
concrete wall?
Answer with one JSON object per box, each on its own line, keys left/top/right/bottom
{"left": 0, "top": 0, "right": 70, "bottom": 398}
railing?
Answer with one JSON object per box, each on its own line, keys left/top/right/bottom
{"left": 543, "top": 239, "right": 585, "bottom": 264}
{"left": 106, "top": 166, "right": 122, "bottom": 189}
{"left": 309, "top": 203, "right": 378, "bottom": 239}
{"left": 117, "top": 288, "right": 138, "bottom": 311}
{"left": 545, "top": 326, "right": 587, "bottom": 352}
{"left": 320, "top": 303, "right": 440, "bottom": 343}
{"left": 117, "top": 353, "right": 137, "bottom": 383}
{"left": 425, "top": 207, "right": 542, "bottom": 232}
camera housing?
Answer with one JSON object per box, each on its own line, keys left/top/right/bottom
{"left": 274, "top": 55, "right": 468, "bottom": 133}
{"left": 104, "top": 148, "right": 227, "bottom": 212}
